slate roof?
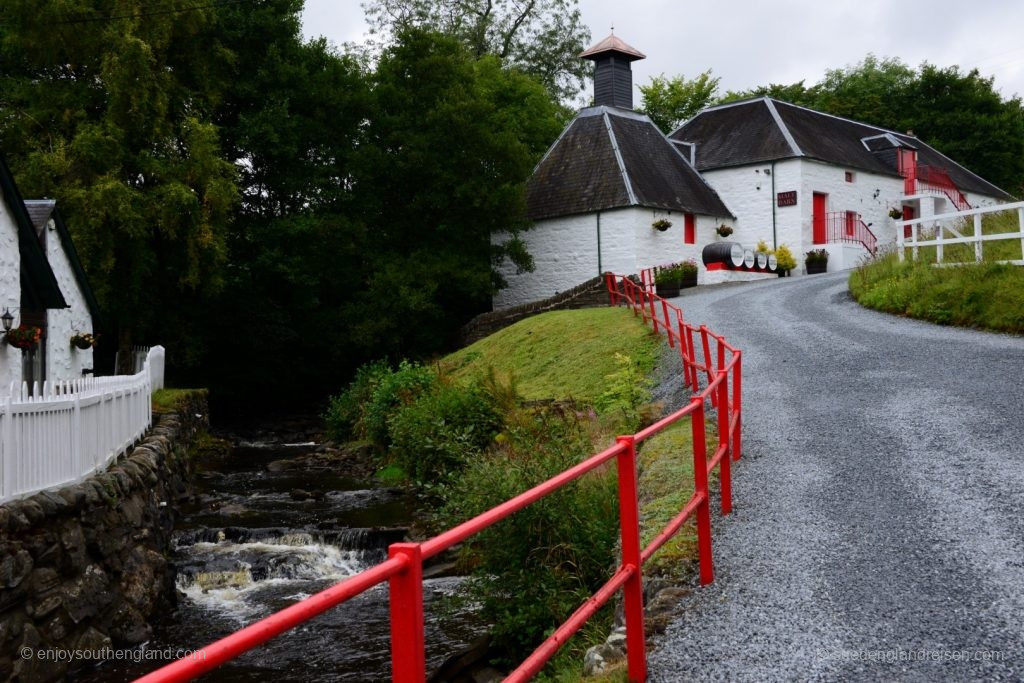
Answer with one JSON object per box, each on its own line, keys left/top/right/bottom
{"left": 671, "top": 97, "right": 1012, "bottom": 200}
{"left": 0, "top": 156, "right": 67, "bottom": 310}
{"left": 526, "top": 106, "right": 733, "bottom": 220}
{"left": 24, "top": 200, "right": 102, "bottom": 323}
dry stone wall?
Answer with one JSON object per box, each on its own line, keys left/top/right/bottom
{"left": 0, "top": 392, "right": 207, "bottom": 681}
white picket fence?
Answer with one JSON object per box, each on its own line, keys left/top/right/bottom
{"left": 0, "top": 345, "right": 165, "bottom": 503}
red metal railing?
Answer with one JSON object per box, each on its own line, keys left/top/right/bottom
{"left": 138, "top": 274, "right": 742, "bottom": 683}
{"left": 911, "top": 165, "right": 971, "bottom": 211}
{"left": 824, "top": 211, "right": 878, "bottom": 254}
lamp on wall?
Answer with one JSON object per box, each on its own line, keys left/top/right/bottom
{"left": 1, "top": 309, "right": 13, "bottom": 333}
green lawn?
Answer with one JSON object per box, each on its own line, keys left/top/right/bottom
{"left": 442, "top": 308, "right": 660, "bottom": 403}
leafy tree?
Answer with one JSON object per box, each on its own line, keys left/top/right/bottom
{"left": 0, "top": 0, "right": 237, "bottom": 364}
{"left": 639, "top": 71, "right": 720, "bottom": 133}
{"left": 362, "top": 0, "right": 591, "bottom": 101}
{"left": 718, "top": 80, "right": 815, "bottom": 106}
{"left": 349, "top": 29, "right": 564, "bottom": 359}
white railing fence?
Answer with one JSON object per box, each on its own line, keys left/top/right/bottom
{"left": 0, "top": 345, "right": 165, "bottom": 503}
{"left": 897, "top": 201, "right": 1024, "bottom": 265}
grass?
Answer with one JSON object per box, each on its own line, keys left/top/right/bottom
{"left": 441, "top": 308, "right": 660, "bottom": 403}
{"left": 151, "top": 388, "right": 204, "bottom": 413}
{"left": 849, "top": 251, "right": 1024, "bottom": 333}
{"left": 901, "top": 208, "right": 1023, "bottom": 264}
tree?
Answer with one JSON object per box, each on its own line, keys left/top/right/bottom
{"left": 718, "top": 80, "right": 815, "bottom": 106}
{"left": 639, "top": 71, "right": 720, "bottom": 133}
{"left": 0, "top": 0, "right": 237, "bottom": 365}
{"left": 349, "top": 29, "right": 564, "bottom": 358}
{"left": 362, "top": 0, "right": 591, "bottom": 101}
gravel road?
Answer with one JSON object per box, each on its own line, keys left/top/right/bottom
{"left": 646, "top": 271, "right": 1024, "bottom": 682}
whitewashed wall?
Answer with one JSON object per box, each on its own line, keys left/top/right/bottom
{"left": 0, "top": 193, "right": 23, "bottom": 393}
{"left": 493, "top": 206, "right": 734, "bottom": 309}
{"left": 701, "top": 160, "right": 801, "bottom": 252}
{"left": 45, "top": 218, "right": 93, "bottom": 380}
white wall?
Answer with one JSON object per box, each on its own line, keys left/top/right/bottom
{"left": 0, "top": 192, "right": 23, "bottom": 394}
{"left": 45, "top": 218, "right": 93, "bottom": 380}
{"left": 493, "top": 206, "right": 735, "bottom": 309}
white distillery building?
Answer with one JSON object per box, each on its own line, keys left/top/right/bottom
{"left": 1, "top": 155, "right": 100, "bottom": 394}
{"left": 495, "top": 34, "right": 1013, "bottom": 309}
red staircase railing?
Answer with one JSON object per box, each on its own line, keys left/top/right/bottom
{"left": 824, "top": 211, "right": 877, "bottom": 254}
{"left": 138, "top": 274, "right": 743, "bottom": 683}
{"left": 910, "top": 164, "right": 971, "bottom": 211}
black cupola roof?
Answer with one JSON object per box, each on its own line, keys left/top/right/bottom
{"left": 580, "top": 33, "right": 645, "bottom": 110}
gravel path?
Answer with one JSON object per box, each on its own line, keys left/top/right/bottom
{"left": 646, "top": 272, "right": 1024, "bottom": 682}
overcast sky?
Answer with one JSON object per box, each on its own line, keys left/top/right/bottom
{"left": 300, "top": 1, "right": 1024, "bottom": 102}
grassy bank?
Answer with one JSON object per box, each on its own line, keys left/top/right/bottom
{"left": 327, "top": 307, "right": 711, "bottom": 679}
{"left": 443, "top": 308, "right": 660, "bottom": 403}
{"left": 899, "top": 208, "right": 1022, "bottom": 264}
{"left": 849, "top": 252, "right": 1024, "bottom": 333}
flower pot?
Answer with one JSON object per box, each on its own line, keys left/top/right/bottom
{"left": 680, "top": 271, "right": 698, "bottom": 289}
{"left": 655, "top": 282, "right": 680, "bottom": 298}
{"left": 806, "top": 262, "right": 827, "bottom": 275}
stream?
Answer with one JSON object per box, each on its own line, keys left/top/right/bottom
{"left": 84, "top": 435, "right": 484, "bottom": 681}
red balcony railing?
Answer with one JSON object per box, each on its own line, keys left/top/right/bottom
{"left": 905, "top": 164, "right": 971, "bottom": 211}
{"left": 825, "top": 211, "right": 877, "bottom": 254}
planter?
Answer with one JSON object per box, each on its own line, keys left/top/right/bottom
{"left": 655, "top": 282, "right": 680, "bottom": 298}
{"left": 806, "top": 261, "right": 828, "bottom": 275}
{"left": 778, "top": 270, "right": 790, "bottom": 278}
{"left": 680, "top": 271, "right": 698, "bottom": 289}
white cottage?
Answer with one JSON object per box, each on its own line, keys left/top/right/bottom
{"left": 0, "top": 155, "right": 99, "bottom": 394}
{"left": 496, "top": 35, "right": 1014, "bottom": 309}
{"left": 494, "top": 35, "right": 734, "bottom": 309}
{"left": 670, "top": 97, "right": 1013, "bottom": 273}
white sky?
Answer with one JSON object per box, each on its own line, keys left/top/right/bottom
{"left": 300, "top": 1, "right": 1024, "bottom": 101}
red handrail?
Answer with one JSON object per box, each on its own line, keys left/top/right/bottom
{"left": 824, "top": 211, "right": 878, "bottom": 254}
{"left": 140, "top": 273, "right": 742, "bottom": 683}
{"left": 913, "top": 165, "right": 971, "bottom": 211}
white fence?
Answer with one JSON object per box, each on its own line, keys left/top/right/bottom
{"left": 897, "top": 201, "right": 1024, "bottom": 265}
{"left": 0, "top": 345, "right": 165, "bottom": 503}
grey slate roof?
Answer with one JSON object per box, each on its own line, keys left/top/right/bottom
{"left": 24, "top": 200, "right": 101, "bottom": 323}
{"left": 526, "top": 106, "right": 733, "bottom": 221}
{"left": 672, "top": 97, "right": 1012, "bottom": 200}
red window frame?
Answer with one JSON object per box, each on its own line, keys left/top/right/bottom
{"left": 684, "top": 213, "right": 695, "bottom": 244}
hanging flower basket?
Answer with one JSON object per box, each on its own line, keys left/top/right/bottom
{"left": 5, "top": 325, "right": 42, "bottom": 351}
{"left": 652, "top": 218, "right": 673, "bottom": 232}
{"left": 715, "top": 224, "right": 734, "bottom": 238}
{"left": 71, "top": 332, "right": 96, "bottom": 350}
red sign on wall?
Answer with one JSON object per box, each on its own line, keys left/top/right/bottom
{"left": 777, "top": 191, "right": 797, "bottom": 207}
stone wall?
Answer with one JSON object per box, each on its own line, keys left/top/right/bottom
{"left": 461, "top": 275, "right": 621, "bottom": 345}
{"left": 0, "top": 391, "right": 207, "bottom": 680}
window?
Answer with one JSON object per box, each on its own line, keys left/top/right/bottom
{"left": 684, "top": 214, "right": 695, "bottom": 244}
{"left": 845, "top": 171, "right": 855, "bottom": 183}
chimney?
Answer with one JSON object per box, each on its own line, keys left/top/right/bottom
{"left": 580, "top": 34, "right": 645, "bottom": 110}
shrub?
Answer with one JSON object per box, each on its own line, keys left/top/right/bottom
{"left": 436, "top": 407, "right": 619, "bottom": 662}
{"left": 755, "top": 239, "right": 771, "bottom": 254}
{"left": 387, "top": 381, "right": 502, "bottom": 484}
{"left": 324, "top": 360, "right": 437, "bottom": 448}
{"left": 775, "top": 244, "right": 797, "bottom": 271}
{"left": 679, "top": 258, "right": 698, "bottom": 276}
{"left": 655, "top": 263, "right": 682, "bottom": 285}
{"left": 594, "top": 352, "right": 652, "bottom": 431}
{"left": 324, "top": 359, "right": 391, "bottom": 442}
{"left": 805, "top": 248, "right": 829, "bottom": 264}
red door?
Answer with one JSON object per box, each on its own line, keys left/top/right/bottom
{"left": 902, "top": 205, "right": 915, "bottom": 239}
{"left": 899, "top": 148, "right": 917, "bottom": 194}
{"left": 812, "top": 193, "right": 827, "bottom": 244}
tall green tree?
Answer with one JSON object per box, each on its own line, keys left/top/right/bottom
{"left": 639, "top": 70, "right": 721, "bottom": 133}
{"left": 0, "top": 0, "right": 237, "bottom": 363}
{"left": 363, "top": 0, "right": 591, "bottom": 101}
{"left": 349, "top": 29, "right": 564, "bottom": 358}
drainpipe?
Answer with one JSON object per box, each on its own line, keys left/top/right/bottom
{"left": 596, "top": 211, "right": 602, "bottom": 276}
{"left": 771, "top": 160, "right": 778, "bottom": 249}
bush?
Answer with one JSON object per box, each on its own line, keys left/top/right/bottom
{"left": 324, "top": 360, "right": 437, "bottom": 448}
{"left": 805, "top": 248, "right": 829, "bottom": 264}
{"left": 775, "top": 244, "right": 797, "bottom": 272}
{"left": 594, "top": 352, "right": 652, "bottom": 431}
{"left": 655, "top": 263, "right": 682, "bottom": 285}
{"left": 387, "top": 381, "right": 503, "bottom": 484}
{"left": 436, "top": 407, "right": 619, "bottom": 662}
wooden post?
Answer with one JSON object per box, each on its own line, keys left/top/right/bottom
{"left": 974, "top": 213, "right": 983, "bottom": 262}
